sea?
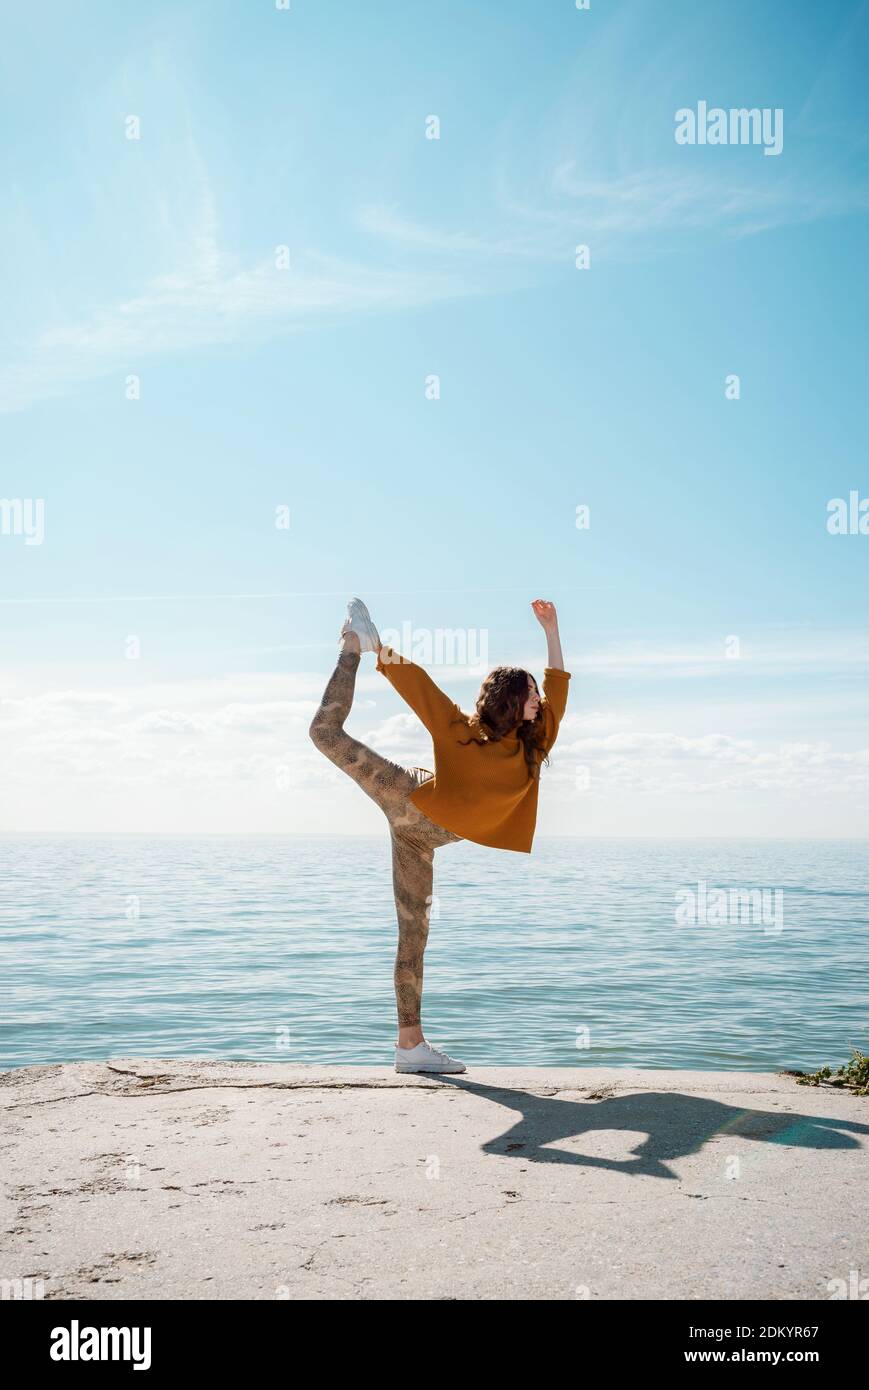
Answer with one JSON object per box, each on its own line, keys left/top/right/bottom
{"left": 1, "top": 835, "right": 866, "bottom": 1072}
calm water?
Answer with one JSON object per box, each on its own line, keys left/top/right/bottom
{"left": 1, "top": 836, "right": 866, "bottom": 1071}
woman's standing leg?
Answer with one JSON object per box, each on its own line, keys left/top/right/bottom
{"left": 389, "top": 824, "right": 436, "bottom": 1031}
{"left": 389, "top": 813, "right": 465, "bottom": 1071}
{"left": 388, "top": 772, "right": 461, "bottom": 1043}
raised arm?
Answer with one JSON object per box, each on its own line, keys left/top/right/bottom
{"left": 532, "top": 598, "right": 564, "bottom": 670}
{"left": 531, "top": 599, "right": 570, "bottom": 751}
{"left": 376, "top": 644, "right": 464, "bottom": 737}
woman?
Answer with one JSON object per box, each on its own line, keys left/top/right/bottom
{"left": 309, "top": 597, "right": 570, "bottom": 1074}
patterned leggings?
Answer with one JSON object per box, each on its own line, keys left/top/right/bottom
{"left": 308, "top": 650, "right": 462, "bottom": 1027}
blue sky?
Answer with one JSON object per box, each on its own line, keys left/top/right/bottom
{"left": 1, "top": 0, "right": 868, "bottom": 834}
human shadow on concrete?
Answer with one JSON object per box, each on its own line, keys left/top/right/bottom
{"left": 433, "top": 1078, "right": 869, "bottom": 1179}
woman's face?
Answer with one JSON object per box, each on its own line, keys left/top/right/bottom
{"left": 522, "top": 675, "right": 541, "bottom": 722}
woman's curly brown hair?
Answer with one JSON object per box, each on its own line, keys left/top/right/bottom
{"left": 451, "top": 666, "right": 548, "bottom": 778}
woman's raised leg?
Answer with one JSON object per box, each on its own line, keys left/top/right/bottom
{"left": 308, "top": 647, "right": 417, "bottom": 813}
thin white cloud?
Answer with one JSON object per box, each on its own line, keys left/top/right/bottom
{"left": 0, "top": 123, "right": 468, "bottom": 415}
{"left": 361, "top": 163, "right": 869, "bottom": 265}
{"left": 361, "top": 5, "right": 869, "bottom": 261}
{"left": 362, "top": 173, "right": 855, "bottom": 263}
{"left": 563, "top": 636, "right": 869, "bottom": 678}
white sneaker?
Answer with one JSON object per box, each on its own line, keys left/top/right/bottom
{"left": 345, "top": 597, "right": 381, "bottom": 653}
{"left": 394, "top": 1040, "right": 466, "bottom": 1074}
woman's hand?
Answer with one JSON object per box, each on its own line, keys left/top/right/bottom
{"left": 531, "top": 599, "right": 558, "bottom": 631}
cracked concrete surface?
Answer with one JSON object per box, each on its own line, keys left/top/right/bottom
{"left": 1, "top": 1059, "right": 866, "bottom": 1300}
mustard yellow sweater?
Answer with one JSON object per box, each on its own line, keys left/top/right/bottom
{"left": 376, "top": 645, "right": 571, "bottom": 853}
